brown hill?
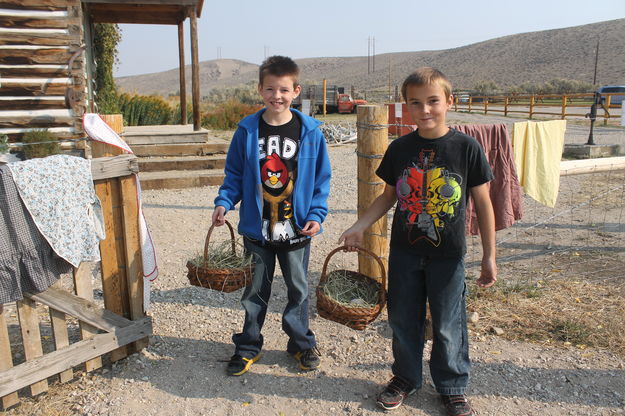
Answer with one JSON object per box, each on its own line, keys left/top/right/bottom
{"left": 115, "top": 18, "right": 625, "bottom": 96}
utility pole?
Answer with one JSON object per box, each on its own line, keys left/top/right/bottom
{"left": 372, "top": 36, "right": 375, "bottom": 73}
{"left": 592, "top": 39, "right": 599, "bottom": 85}
{"left": 367, "top": 37, "right": 370, "bottom": 74}
{"left": 388, "top": 56, "right": 391, "bottom": 100}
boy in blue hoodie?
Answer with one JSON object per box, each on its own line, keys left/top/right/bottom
{"left": 212, "top": 56, "right": 331, "bottom": 376}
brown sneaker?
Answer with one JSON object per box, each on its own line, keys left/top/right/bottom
{"left": 441, "top": 394, "right": 474, "bottom": 416}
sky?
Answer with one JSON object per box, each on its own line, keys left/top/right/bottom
{"left": 113, "top": 0, "right": 625, "bottom": 78}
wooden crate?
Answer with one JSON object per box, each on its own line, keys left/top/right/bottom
{"left": 0, "top": 154, "right": 152, "bottom": 409}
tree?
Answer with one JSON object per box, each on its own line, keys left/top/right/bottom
{"left": 473, "top": 80, "right": 500, "bottom": 96}
{"left": 93, "top": 24, "right": 122, "bottom": 114}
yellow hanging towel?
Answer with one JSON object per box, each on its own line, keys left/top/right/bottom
{"left": 512, "top": 120, "right": 567, "bottom": 207}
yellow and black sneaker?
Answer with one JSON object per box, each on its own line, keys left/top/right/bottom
{"left": 226, "top": 353, "right": 261, "bottom": 376}
{"left": 292, "top": 347, "right": 321, "bottom": 371}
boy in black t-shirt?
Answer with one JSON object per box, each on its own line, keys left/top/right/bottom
{"left": 339, "top": 67, "right": 496, "bottom": 416}
{"left": 212, "top": 56, "right": 331, "bottom": 376}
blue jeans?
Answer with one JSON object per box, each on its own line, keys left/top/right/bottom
{"left": 233, "top": 238, "right": 316, "bottom": 358}
{"left": 387, "top": 245, "right": 470, "bottom": 395}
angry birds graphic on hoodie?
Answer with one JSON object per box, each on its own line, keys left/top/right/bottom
{"left": 261, "top": 152, "right": 298, "bottom": 242}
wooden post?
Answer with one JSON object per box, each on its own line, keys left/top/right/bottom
{"left": 529, "top": 95, "right": 535, "bottom": 120}
{"left": 604, "top": 96, "right": 611, "bottom": 126}
{"left": 484, "top": 97, "right": 489, "bottom": 114}
{"left": 356, "top": 105, "right": 389, "bottom": 281}
{"left": 178, "top": 21, "right": 187, "bottom": 125}
{"left": 561, "top": 95, "right": 567, "bottom": 120}
{"left": 91, "top": 115, "right": 125, "bottom": 158}
{"left": 504, "top": 97, "right": 509, "bottom": 116}
{"left": 190, "top": 8, "right": 201, "bottom": 131}
{"left": 468, "top": 97, "right": 473, "bottom": 113}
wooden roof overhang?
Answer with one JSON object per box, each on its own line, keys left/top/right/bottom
{"left": 81, "top": 0, "right": 205, "bottom": 129}
{"left": 83, "top": 0, "right": 204, "bottom": 25}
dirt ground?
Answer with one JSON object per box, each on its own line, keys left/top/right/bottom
{"left": 4, "top": 112, "right": 625, "bottom": 416}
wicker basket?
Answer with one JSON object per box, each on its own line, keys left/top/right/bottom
{"left": 186, "top": 220, "right": 254, "bottom": 293}
{"left": 316, "top": 246, "right": 387, "bottom": 330}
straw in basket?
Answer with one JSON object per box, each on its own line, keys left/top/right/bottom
{"left": 316, "top": 246, "right": 387, "bottom": 330}
{"left": 186, "top": 220, "right": 254, "bottom": 293}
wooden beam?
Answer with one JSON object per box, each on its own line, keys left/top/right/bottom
{"left": 25, "top": 287, "right": 134, "bottom": 333}
{"left": 0, "top": 84, "right": 69, "bottom": 96}
{"left": 0, "top": 311, "right": 19, "bottom": 409}
{"left": 0, "top": 48, "right": 74, "bottom": 66}
{"left": 0, "top": 16, "right": 80, "bottom": 30}
{"left": 0, "top": 318, "right": 152, "bottom": 398}
{"left": 91, "top": 155, "right": 139, "bottom": 180}
{"left": 87, "top": 4, "right": 186, "bottom": 24}
{"left": 190, "top": 7, "right": 200, "bottom": 130}
{"left": 0, "top": 0, "right": 72, "bottom": 10}
{"left": 0, "top": 98, "right": 68, "bottom": 111}
{"left": 0, "top": 33, "right": 74, "bottom": 46}
{"left": 178, "top": 21, "right": 187, "bottom": 125}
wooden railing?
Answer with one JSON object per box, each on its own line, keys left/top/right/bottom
{"left": 453, "top": 93, "right": 623, "bottom": 125}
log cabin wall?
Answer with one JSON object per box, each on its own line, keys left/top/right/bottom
{"left": 0, "top": 0, "right": 86, "bottom": 150}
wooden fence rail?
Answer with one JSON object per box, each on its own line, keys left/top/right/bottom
{"left": 0, "top": 154, "right": 151, "bottom": 409}
{"left": 453, "top": 92, "right": 622, "bottom": 125}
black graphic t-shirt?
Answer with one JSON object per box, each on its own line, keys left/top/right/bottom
{"left": 258, "top": 115, "right": 308, "bottom": 249}
{"left": 376, "top": 128, "right": 493, "bottom": 257}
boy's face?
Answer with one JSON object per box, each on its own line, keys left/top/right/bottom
{"left": 258, "top": 74, "right": 301, "bottom": 119}
{"left": 405, "top": 83, "right": 453, "bottom": 139}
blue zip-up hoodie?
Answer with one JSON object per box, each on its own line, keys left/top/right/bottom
{"left": 214, "top": 108, "right": 332, "bottom": 242}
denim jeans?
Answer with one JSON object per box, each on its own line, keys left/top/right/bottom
{"left": 387, "top": 245, "right": 470, "bottom": 395}
{"left": 233, "top": 238, "right": 316, "bottom": 358}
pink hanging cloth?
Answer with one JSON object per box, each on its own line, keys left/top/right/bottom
{"left": 450, "top": 124, "right": 524, "bottom": 235}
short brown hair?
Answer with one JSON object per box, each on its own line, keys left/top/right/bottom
{"left": 401, "top": 67, "right": 452, "bottom": 101}
{"left": 258, "top": 55, "right": 300, "bottom": 87}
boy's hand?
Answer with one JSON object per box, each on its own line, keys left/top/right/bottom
{"left": 300, "top": 221, "right": 320, "bottom": 236}
{"left": 212, "top": 206, "right": 226, "bottom": 226}
{"left": 476, "top": 257, "right": 497, "bottom": 288}
{"left": 338, "top": 226, "right": 365, "bottom": 252}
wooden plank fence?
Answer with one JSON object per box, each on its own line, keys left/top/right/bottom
{"left": 0, "top": 154, "right": 151, "bottom": 409}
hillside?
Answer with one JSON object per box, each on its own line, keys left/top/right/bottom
{"left": 115, "top": 18, "right": 625, "bottom": 96}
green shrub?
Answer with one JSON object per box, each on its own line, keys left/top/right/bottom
{"left": 22, "top": 130, "right": 61, "bottom": 159}
{"left": 117, "top": 93, "right": 174, "bottom": 126}
{"left": 0, "top": 134, "right": 8, "bottom": 154}
{"left": 202, "top": 99, "right": 262, "bottom": 130}
{"left": 171, "top": 101, "right": 194, "bottom": 125}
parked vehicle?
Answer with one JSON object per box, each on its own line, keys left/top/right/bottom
{"left": 597, "top": 85, "right": 625, "bottom": 106}
{"left": 292, "top": 85, "right": 367, "bottom": 114}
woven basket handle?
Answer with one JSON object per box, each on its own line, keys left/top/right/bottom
{"left": 202, "top": 220, "right": 237, "bottom": 267}
{"left": 320, "top": 245, "right": 387, "bottom": 288}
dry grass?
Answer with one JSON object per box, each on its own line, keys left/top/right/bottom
{"left": 467, "top": 275, "right": 625, "bottom": 356}
{"left": 187, "top": 240, "right": 253, "bottom": 269}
